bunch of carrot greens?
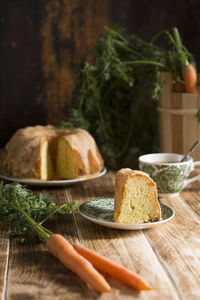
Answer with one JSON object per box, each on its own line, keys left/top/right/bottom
{"left": 60, "top": 26, "right": 199, "bottom": 169}
{"left": 0, "top": 182, "right": 78, "bottom": 243}
{"left": 0, "top": 182, "right": 152, "bottom": 293}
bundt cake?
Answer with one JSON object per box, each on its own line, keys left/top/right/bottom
{"left": 1, "top": 125, "right": 104, "bottom": 181}
{"left": 114, "top": 168, "right": 161, "bottom": 223}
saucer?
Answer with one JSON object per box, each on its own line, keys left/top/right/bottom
{"left": 79, "top": 198, "right": 175, "bottom": 230}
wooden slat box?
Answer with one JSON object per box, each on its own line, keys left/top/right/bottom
{"left": 158, "top": 72, "right": 200, "bottom": 160}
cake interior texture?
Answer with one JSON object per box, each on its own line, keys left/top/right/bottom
{"left": 114, "top": 169, "right": 161, "bottom": 223}
{"left": 1, "top": 126, "right": 104, "bottom": 181}
{"left": 40, "top": 140, "right": 53, "bottom": 181}
{"left": 56, "top": 138, "right": 74, "bottom": 180}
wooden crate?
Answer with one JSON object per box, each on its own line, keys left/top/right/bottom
{"left": 158, "top": 72, "right": 200, "bottom": 160}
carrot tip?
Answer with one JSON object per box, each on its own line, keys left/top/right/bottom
{"left": 147, "top": 286, "right": 163, "bottom": 291}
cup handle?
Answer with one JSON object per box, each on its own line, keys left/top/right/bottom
{"left": 184, "top": 161, "right": 200, "bottom": 188}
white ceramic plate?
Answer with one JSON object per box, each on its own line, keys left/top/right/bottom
{"left": 79, "top": 198, "right": 175, "bottom": 230}
{"left": 0, "top": 167, "right": 107, "bottom": 187}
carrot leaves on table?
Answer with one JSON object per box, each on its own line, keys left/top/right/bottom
{"left": 0, "top": 182, "right": 78, "bottom": 243}
{"left": 0, "top": 182, "right": 113, "bottom": 293}
{"left": 0, "top": 181, "right": 152, "bottom": 293}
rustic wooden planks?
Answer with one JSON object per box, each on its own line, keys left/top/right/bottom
{"left": 158, "top": 72, "right": 173, "bottom": 153}
{"left": 158, "top": 72, "right": 200, "bottom": 161}
{"left": 145, "top": 192, "right": 200, "bottom": 300}
{"left": 3, "top": 2, "right": 200, "bottom": 147}
{"left": 0, "top": 0, "right": 112, "bottom": 146}
{"left": 0, "top": 172, "right": 200, "bottom": 299}
{"left": 171, "top": 93, "right": 183, "bottom": 154}
{"left": 0, "top": 222, "right": 9, "bottom": 300}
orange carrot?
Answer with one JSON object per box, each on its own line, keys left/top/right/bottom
{"left": 182, "top": 63, "right": 198, "bottom": 93}
{"left": 172, "top": 81, "right": 185, "bottom": 93}
{"left": 172, "top": 28, "right": 198, "bottom": 94}
{"left": 73, "top": 243, "right": 152, "bottom": 291}
{"left": 46, "top": 234, "right": 112, "bottom": 293}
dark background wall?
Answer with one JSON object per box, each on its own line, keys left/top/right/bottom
{"left": 1, "top": 0, "right": 200, "bottom": 147}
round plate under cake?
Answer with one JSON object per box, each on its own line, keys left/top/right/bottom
{"left": 0, "top": 167, "right": 107, "bottom": 187}
{"left": 78, "top": 198, "right": 175, "bottom": 230}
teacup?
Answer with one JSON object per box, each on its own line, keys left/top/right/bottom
{"left": 139, "top": 153, "right": 200, "bottom": 197}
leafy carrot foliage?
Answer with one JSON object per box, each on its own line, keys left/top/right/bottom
{"left": 59, "top": 26, "right": 196, "bottom": 168}
{"left": 0, "top": 182, "right": 78, "bottom": 243}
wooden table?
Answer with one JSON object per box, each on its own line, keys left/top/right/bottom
{"left": 0, "top": 171, "right": 200, "bottom": 300}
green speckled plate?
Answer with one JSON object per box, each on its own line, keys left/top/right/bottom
{"left": 79, "top": 198, "right": 175, "bottom": 230}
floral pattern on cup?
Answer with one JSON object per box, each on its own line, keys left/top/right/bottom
{"left": 138, "top": 153, "right": 200, "bottom": 196}
{"left": 140, "top": 162, "right": 192, "bottom": 194}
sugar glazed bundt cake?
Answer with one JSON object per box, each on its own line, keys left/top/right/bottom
{"left": 1, "top": 125, "right": 104, "bottom": 181}
{"left": 114, "top": 168, "right": 161, "bottom": 223}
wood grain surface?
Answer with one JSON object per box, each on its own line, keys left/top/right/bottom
{"left": 2, "top": 1, "right": 200, "bottom": 147}
{"left": 0, "top": 172, "right": 200, "bottom": 299}
{"left": 158, "top": 73, "right": 200, "bottom": 161}
{"left": 158, "top": 72, "right": 173, "bottom": 153}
